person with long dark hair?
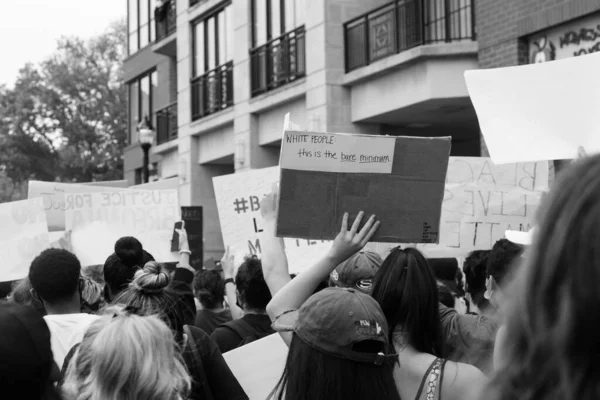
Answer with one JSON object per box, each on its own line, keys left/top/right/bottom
{"left": 262, "top": 194, "right": 400, "bottom": 400}
{"left": 371, "top": 247, "right": 486, "bottom": 400}
{"left": 483, "top": 154, "right": 600, "bottom": 400}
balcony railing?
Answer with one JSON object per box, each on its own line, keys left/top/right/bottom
{"left": 156, "top": 102, "right": 178, "bottom": 145}
{"left": 250, "top": 26, "right": 306, "bottom": 97}
{"left": 344, "top": 0, "right": 475, "bottom": 72}
{"left": 155, "top": 0, "right": 177, "bottom": 42}
{"left": 191, "top": 61, "right": 234, "bottom": 121}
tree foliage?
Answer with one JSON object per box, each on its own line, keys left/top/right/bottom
{"left": 0, "top": 20, "right": 127, "bottom": 200}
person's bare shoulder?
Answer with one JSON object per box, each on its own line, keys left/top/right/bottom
{"left": 441, "top": 361, "right": 488, "bottom": 400}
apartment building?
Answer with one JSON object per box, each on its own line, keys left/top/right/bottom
{"left": 123, "top": 0, "right": 479, "bottom": 259}
{"left": 476, "top": 0, "right": 600, "bottom": 159}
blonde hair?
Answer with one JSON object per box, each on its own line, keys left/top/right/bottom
{"left": 131, "top": 261, "right": 170, "bottom": 293}
{"left": 62, "top": 312, "right": 190, "bottom": 400}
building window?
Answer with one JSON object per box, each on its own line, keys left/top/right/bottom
{"left": 128, "top": 0, "right": 157, "bottom": 55}
{"left": 250, "top": 0, "right": 306, "bottom": 96}
{"left": 128, "top": 70, "right": 158, "bottom": 144}
{"left": 251, "top": 0, "right": 306, "bottom": 47}
{"left": 192, "top": 4, "right": 234, "bottom": 77}
{"left": 190, "top": 4, "right": 235, "bottom": 120}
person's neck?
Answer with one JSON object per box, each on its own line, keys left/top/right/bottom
{"left": 44, "top": 301, "right": 81, "bottom": 316}
{"left": 204, "top": 305, "right": 226, "bottom": 313}
{"left": 242, "top": 307, "right": 267, "bottom": 316}
{"left": 392, "top": 328, "right": 419, "bottom": 355}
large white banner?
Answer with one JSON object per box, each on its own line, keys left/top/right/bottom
{"left": 28, "top": 181, "right": 131, "bottom": 232}
{"left": 28, "top": 179, "right": 179, "bottom": 233}
{"left": 370, "top": 157, "right": 549, "bottom": 258}
{"left": 65, "top": 190, "right": 181, "bottom": 266}
{"left": 0, "top": 198, "right": 50, "bottom": 282}
{"left": 213, "top": 167, "right": 331, "bottom": 274}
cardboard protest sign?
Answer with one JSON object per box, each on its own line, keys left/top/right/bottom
{"left": 223, "top": 334, "right": 288, "bottom": 400}
{"left": 65, "top": 190, "right": 180, "bottom": 266}
{"left": 465, "top": 51, "right": 600, "bottom": 164}
{"left": 181, "top": 206, "right": 203, "bottom": 270}
{"left": 213, "top": 167, "right": 331, "bottom": 274}
{"left": 367, "top": 157, "right": 548, "bottom": 258}
{"left": 277, "top": 132, "right": 451, "bottom": 243}
{"left": 28, "top": 181, "right": 131, "bottom": 231}
{"left": 0, "top": 198, "right": 50, "bottom": 282}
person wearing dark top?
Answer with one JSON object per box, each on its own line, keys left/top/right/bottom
{"left": 113, "top": 261, "right": 247, "bottom": 400}
{"left": 193, "top": 270, "right": 232, "bottom": 334}
{"left": 211, "top": 256, "right": 275, "bottom": 353}
{"left": 1, "top": 302, "right": 61, "bottom": 400}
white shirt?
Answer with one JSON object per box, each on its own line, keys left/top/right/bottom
{"left": 44, "top": 313, "right": 100, "bottom": 369}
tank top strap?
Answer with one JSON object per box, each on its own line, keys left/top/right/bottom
{"left": 414, "top": 358, "right": 446, "bottom": 400}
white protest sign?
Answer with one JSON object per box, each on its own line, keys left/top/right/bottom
{"left": 65, "top": 190, "right": 180, "bottom": 266}
{"left": 223, "top": 333, "right": 287, "bottom": 400}
{"left": 0, "top": 198, "right": 50, "bottom": 282}
{"left": 465, "top": 51, "right": 600, "bottom": 164}
{"left": 213, "top": 167, "right": 331, "bottom": 274}
{"left": 280, "top": 131, "right": 396, "bottom": 173}
{"left": 371, "top": 157, "right": 548, "bottom": 258}
{"left": 133, "top": 177, "right": 178, "bottom": 190}
{"left": 28, "top": 181, "right": 131, "bottom": 231}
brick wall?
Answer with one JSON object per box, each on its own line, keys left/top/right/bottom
{"left": 477, "top": 0, "right": 600, "bottom": 69}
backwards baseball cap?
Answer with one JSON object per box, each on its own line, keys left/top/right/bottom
{"left": 505, "top": 227, "right": 536, "bottom": 246}
{"left": 0, "top": 303, "right": 56, "bottom": 397}
{"left": 272, "top": 287, "right": 398, "bottom": 365}
{"left": 329, "top": 251, "right": 382, "bottom": 294}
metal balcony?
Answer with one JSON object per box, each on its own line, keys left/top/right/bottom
{"left": 344, "top": 0, "right": 475, "bottom": 72}
{"left": 156, "top": 102, "right": 178, "bottom": 145}
{"left": 190, "top": 61, "right": 234, "bottom": 121}
{"left": 250, "top": 26, "right": 306, "bottom": 97}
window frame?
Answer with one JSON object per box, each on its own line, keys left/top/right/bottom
{"left": 191, "top": 2, "right": 233, "bottom": 78}
{"left": 128, "top": 0, "right": 157, "bottom": 55}
{"left": 128, "top": 69, "right": 157, "bottom": 145}
{"left": 251, "top": 0, "right": 303, "bottom": 48}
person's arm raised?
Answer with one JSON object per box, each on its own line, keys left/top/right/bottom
{"left": 259, "top": 184, "right": 292, "bottom": 298}
{"left": 221, "top": 246, "right": 243, "bottom": 320}
{"left": 266, "top": 211, "right": 380, "bottom": 323}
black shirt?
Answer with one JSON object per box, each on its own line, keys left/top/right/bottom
{"left": 211, "top": 313, "right": 275, "bottom": 354}
{"left": 194, "top": 309, "right": 232, "bottom": 335}
{"left": 183, "top": 325, "right": 248, "bottom": 400}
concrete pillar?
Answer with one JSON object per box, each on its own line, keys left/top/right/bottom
{"left": 231, "top": 0, "right": 280, "bottom": 172}
{"left": 305, "top": 0, "right": 384, "bottom": 135}
{"left": 179, "top": 135, "right": 233, "bottom": 260}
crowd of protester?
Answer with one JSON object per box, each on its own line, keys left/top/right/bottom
{"left": 3, "top": 154, "right": 600, "bottom": 399}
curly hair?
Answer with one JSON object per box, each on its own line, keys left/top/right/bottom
{"left": 29, "top": 249, "right": 81, "bottom": 304}
{"left": 235, "top": 256, "right": 272, "bottom": 311}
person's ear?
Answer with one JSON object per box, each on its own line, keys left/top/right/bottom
{"left": 484, "top": 277, "right": 493, "bottom": 300}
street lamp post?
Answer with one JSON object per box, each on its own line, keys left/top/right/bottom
{"left": 137, "top": 117, "right": 155, "bottom": 183}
